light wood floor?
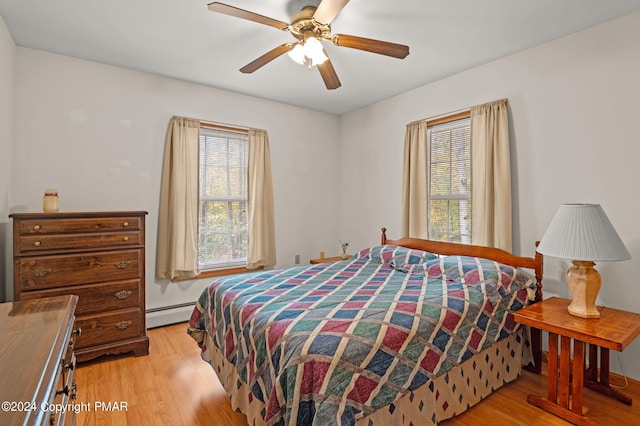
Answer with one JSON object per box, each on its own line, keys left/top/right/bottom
{"left": 75, "top": 322, "right": 640, "bottom": 425}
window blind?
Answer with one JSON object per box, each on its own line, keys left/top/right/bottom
{"left": 198, "top": 127, "right": 249, "bottom": 269}
{"left": 428, "top": 117, "right": 471, "bottom": 243}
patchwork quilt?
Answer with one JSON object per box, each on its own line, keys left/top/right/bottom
{"left": 188, "top": 245, "right": 535, "bottom": 426}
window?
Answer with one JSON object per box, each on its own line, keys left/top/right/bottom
{"left": 427, "top": 116, "right": 471, "bottom": 244}
{"left": 198, "top": 125, "right": 249, "bottom": 270}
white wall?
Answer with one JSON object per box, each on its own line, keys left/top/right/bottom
{"left": 338, "top": 11, "right": 640, "bottom": 379}
{"left": 9, "top": 48, "right": 340, "bottom": 317}
{"left": 0, "top": 15, "right": 15, "bottom": 302}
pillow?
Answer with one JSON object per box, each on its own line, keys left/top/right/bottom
{"left": 423, "top": 256, "right": 534, "bottom": 295}
{"left": 357, "top": 245, "right": 438, "bottom": 269}
{"left": 415, "top": 256, "right": 533, "bottom": 305}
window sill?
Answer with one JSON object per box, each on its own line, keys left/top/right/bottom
{"left": 171, "top": 265, "right": 263, "bottom": 282}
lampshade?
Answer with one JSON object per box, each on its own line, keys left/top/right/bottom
{"left": 537, "top": 204, "right": 630, "bottom": 262}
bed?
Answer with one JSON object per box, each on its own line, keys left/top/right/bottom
{"left": 188, "top": 229, "right": 543, "bottom": 425}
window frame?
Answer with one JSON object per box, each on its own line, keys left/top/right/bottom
{"left": 191, "top": 122, "right": 259, "bottom": 279}
{"left": 426, "top": 110, "right": 472, "bottom": 244}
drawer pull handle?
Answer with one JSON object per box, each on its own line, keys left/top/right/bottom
{"left": 34, "top": 241, "right": 41, "bottom": 247}
{"left": 123, "top": 236, "right": 129, "bottom": 241}
{"left": 114, "top": 290, "right": 132, "bottom": 300}
{"left": 32, "top": 267, "right": 52, "bottom": 277}
{"left": 115, "top": 320, "right": 132, "bottom": 330}
{"left": 115, "top": 260, "right": 130, "bottom": 269}
{"left": 123, "top": 222, "right": 129, "bottom": 227}
{"left": 56, "top": 385, "right": 70, "bottom": 396}
{"left": 34, "top": 225, "right": 41, "bottom": 230}
{"left": 73, "top": 327, "right": 82, "bottom": 336}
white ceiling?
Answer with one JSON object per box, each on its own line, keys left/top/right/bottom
{"left": 2, "top": 0, "right": 640, "bottom": 115}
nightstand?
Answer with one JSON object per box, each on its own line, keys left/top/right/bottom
{"left": 310, "top": 255, "right": 348, "bottom": 264}
{"left": 513, "top": 297, "right": 640, "bottom": 425}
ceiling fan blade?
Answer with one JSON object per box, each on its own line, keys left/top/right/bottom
{"left": 317, "top": 56, "right": 341, "bottom": 90}
{"left": 239, "top": 43, "right": 294, "bottom": 73}
{"left": 313, "top": 0, "right": 350, "bottom": 25}
{"left": 208, "top": 2, "right": 289, "bottom": 30}
{"left": 332, "top": 34, "right": 410, "bottom": 59}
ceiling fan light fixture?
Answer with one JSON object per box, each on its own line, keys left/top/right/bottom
{"left": 287, "top": 37, "right": 328, "bottom": 68}
{"left": 287, "top": 43, "right": 306, "bottom": 64}
{"left": 304, "top": 37, "right": 328, "bottom": 66}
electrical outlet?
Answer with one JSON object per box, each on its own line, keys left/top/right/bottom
{"left": 294, "top": 254, "right": 300, "bottom": 264}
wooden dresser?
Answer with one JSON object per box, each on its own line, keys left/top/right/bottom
{"left": 0, "top": 295, "right": 79, "bottom": 426}
{"left": 10, "top": 211, "right": 149, "bottom": 362}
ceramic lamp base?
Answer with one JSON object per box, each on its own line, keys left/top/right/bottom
{"left": 566, "top": 260, "right": 601, "bottom": 318}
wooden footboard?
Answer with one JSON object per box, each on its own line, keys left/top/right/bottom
{"left": 381, "top": 227, "right": 544, "bottom": 373}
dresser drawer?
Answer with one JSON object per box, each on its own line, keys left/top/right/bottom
{"left": 18, "top": 216, "right": 142, "bottom": 235}
{"left": 75, "top": 308, "right": 143, "bottom": 350}
{"left": 20, "top": 279, "right": 141, "bottom": 316}
{"left": 15, "top": 230, "right": 142, "bottom": 254}
{"left": 16, "top": 250, "right": 142, "bottom": 291}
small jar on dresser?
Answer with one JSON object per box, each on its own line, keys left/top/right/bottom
{"left": 10, "top": 211, "right": 149, "bottom": 362}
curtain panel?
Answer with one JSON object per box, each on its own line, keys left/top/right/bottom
{"left": 470, "top": 98, "right": 512, "bottom": 251}
{"left": 156, "top": 118, "right": 277, "bottom": 280}
{"left": 247, "top": 129, "right": 277, "bottom": 269}
{"left": 156, "top": 116, "right": 201, "bottom": 280}
{"left": 401, "top": 121, "right": 429, "bottom": 239}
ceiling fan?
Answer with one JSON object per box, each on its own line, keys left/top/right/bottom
{"left": 207, "top": 1, "right": 410, "bottom": 90}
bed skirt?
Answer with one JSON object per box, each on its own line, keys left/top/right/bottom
{"left": 197, "top": 326, "right": 532, "bottom": 425}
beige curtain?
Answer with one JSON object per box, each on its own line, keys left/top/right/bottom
{"left": 471, "top": 98, "right": 512, "bottom": 251}
{"left": 247, "top": 129, "right": 276, "bottom": 269}
{"left": 156, "top": 117, "right": 200, "bottom": 280}
{"left": 401, "top": 121, "right": 429, "bottom": 239}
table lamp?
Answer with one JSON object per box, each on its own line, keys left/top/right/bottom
{"left": 537, "top": 204, "right": 631, "bottom": 318}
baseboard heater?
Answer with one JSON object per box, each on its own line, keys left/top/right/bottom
{"left": 146, "top": 302, "right": 196, "bottom": 329}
